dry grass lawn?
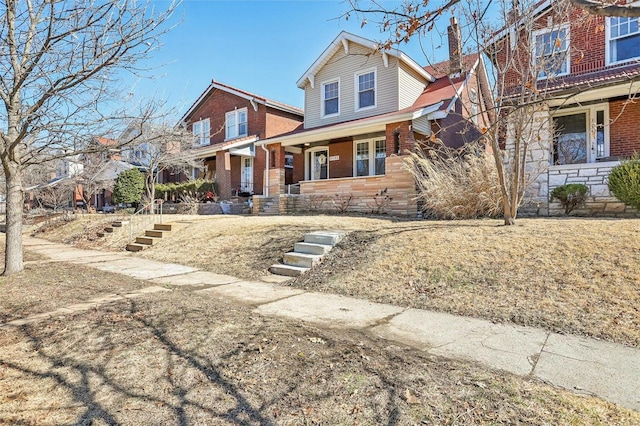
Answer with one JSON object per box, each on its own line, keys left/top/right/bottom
{"left": 1, "top": 265, "right": 639, "bottom": 424}
{"left": 33, "top": 214, "right": 640, "bottom": 348}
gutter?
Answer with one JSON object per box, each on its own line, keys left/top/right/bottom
{"left": 261, "top": 144, "right": 269, "bottom": 197}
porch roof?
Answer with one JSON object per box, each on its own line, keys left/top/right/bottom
{"left": 187, "top": 136, "right": 258, "bottom": 160}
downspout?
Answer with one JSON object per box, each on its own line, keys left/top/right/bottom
{"left": 261, "top": 144, "right": 269, "bottom": 197}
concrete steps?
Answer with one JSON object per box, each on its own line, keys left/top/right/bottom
{"left": 269, "top": 230, "right": 346, "bottom": 277}
{"left": 126, "top": 223, "right": 174, "bottom": 252}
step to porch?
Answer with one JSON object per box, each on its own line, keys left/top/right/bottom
{"left": 269, "top": 230, "right": 346, "bottom": 277}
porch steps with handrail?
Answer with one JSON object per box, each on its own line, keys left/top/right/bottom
{"left": 126, "top": 223, "right": 174, "bottom": 252}
{"left": 269, "top": 231, "right": 346, "bottom": 277}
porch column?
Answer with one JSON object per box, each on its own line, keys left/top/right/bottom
{"left": 267, "top": 143, "right": 286, "bottom": 196}
{"left": 216, "top": 150, "right": 232, "bottom": 199}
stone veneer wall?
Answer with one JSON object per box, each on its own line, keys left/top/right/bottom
{"left": 547, "top": 161, "right": 639, "bottom": 217}
{"left": 297, "top": 156, "right": 418, "bottom": 216}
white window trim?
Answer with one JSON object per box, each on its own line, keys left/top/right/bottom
{"left": 552, "top": 102, "right": 610, "bottom": 165}
{"left": 321, "top": 78, "right": 340, "bottom": 118}
{"left": 354, "top": 67, "right": 377, "bottom": 112}
{"left": 353, "top": 137, "right": 386, "bottom": 177}
{"left": 532, "top": 24, "right": 570, "bottom": 80}
{"left": 306, "top": 146, "right": 330, "bottom": 180}
{"left": 605, "top": 15, "right": 640, "bottom": 66}
{"left": 225, "top": 107, "right": 248, "bottom": 141}
{"left": 193, "top": 118, "right": 210, "bottom": 146}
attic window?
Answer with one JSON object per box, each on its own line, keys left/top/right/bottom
{"left": 322, "top": 80, "right": 339, "bottom": 117}
{"left": 356, "top": 68, "right": 376, "bottom": 110}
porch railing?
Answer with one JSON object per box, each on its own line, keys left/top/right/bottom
{"left": 127, "top": 199, "right": 163, "bottom": 242}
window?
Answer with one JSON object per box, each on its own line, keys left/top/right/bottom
{"left": 607, "top": 17, "right": 640, "bottom": 64}
{"left": 355, "top": 69, "right": 376, "bottom": 110}
{"left": 226, "top": 108, "right": 248, "bottom": 140}
{"left": 533, "top": 26, "right": 569, "bottom": 79}
{"left": 322, "top": 80, "right": 339, "bottom": 117}
{"left": 552, "top": 104, "right": 609, "bottom": 166}
{"left": 193, "top": 118, "right": 210, "bottom": 146}
{"left": 355, "top": 138, "right": 386, "bottom": 177}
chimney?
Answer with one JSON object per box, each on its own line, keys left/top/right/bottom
{"left": 448, "top": 17, "right": 462, "bottom": 75}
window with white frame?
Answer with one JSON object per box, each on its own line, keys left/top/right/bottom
{"left": 355, "top": 139, "right": 386, "bottom": 177}
{"left": 533, "top": 26, "right": 569, "bottom": 79}
{"left": 193, "top": 118, "right": 210, "bottom": 146}
{"left": 322, "top": 80, "right": 339, "bottom": 117}
{"left": 225, "top": 108, "right": 248, "bottom": 140}
{"left": 607, "top": 16, "right": 640, "bottom": 65}
{"left": 552, "top": 104, "right": 609, "bottom": 166}
{"left": 355, "top": 69, "right": 376, "bottom": 110}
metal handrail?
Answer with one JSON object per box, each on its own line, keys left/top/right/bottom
{"left": 128, "top": 199, "right": 163, "bottom": 242}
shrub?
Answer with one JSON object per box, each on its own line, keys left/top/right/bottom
{"left": 155, "top": 180, "right": 216, "bottom": 201}
{"left": 112, "top": 168, "right": 144, "bottom": 206}
{"left": 404, "top": 141, "right": 502, "bottom": 219}
{"left": 608, "top": 157, "right": 640, "bottom": 210}
{"left": 550, "top": 183, "right": 589, "bottom": 215}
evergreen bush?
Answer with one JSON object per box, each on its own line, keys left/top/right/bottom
{"left": 608, "top": 157, "right": 640, "bottom": 210}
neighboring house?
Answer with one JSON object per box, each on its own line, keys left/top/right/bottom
{"left": 178, "top": 81, "right": 304, "bottom": 199}
{"left": 255, "top": 23, "right": 490, "bottom": 216}
{"left": 489, "top": 1, "right": 640, "bottom": 216}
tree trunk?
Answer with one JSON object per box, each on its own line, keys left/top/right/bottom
{"left": 3, "top": 163, "right": 24, "bottom": 275}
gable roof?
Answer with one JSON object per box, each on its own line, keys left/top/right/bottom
{"left": 180, "top": 80, "right": 304, "bottom": 124}
{"left": 296, "top": 31, "right": 436, "bottom": 89}
{"left": 258, "top": 55, "right": 482, "bottom": 147}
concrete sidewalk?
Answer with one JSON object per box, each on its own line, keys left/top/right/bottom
{"left": 19, "top": 236, "right": 640, "bottom": 412}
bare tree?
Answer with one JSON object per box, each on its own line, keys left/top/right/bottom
{"left": 347, "top": 0, "right": 590, "bottom": 225}
{"left": 119, "top": 122, "right": 204, "bottom": 205}
{"left": 0, "top": 0, "right": 176, "bottom": 275}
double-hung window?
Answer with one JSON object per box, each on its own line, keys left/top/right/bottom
{"left": 226, "top": 108, "right": 248, "bottom": 140}
{"left": 355, "top": 139, "right": 386, "bottom": 177}
{"left": 193, "top": 118, "right": 210, "bottom": 146}
{"left": 356, "top": 69, "right": 376, "bottom": 110}
{"left": 607, "top": 17, "right": 640, "bottom": 65}
{"left": 533, "top": 26, "right": 569, "bottom": 79}
{"left": 322, "top": 80, "right": 339, "bottom": 117}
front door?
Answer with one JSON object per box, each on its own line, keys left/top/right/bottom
{"left": 308, "top": 148, "right": 328, "bottom": 180}
{"left": 241, "top": 156, "right": 253, "bottom": 193}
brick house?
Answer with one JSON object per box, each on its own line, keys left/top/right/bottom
{"left": 255, "top": 25, "right": 490, "bottom": 216}
{"left": 178, "top": 81, "right": 304, "bottom": 199}
{"left": 488, "top": 1, "right": 640, "bottom": 216}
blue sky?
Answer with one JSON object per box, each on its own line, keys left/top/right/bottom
{"left": 125, "top": 0, "right": 460, "bottom": 120}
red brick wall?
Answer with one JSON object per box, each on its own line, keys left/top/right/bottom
{"left": 329, "top": 138, "right": 353, "bottom": 179}
{"left": 610, "top": 99, "right": 640, "bottom": 158}
{"left": 230, "top": 155, "right": 242, "bottom": 192}
{"left": 253, "top": 147, "right": 266, "bottom": 195}
{"left": 292, "top": 151, "right": 305, "bottom": 183}
{"left": 496, "top": 7, "right": 606, "bottom": 93}
{"left": 216, "top": 151, "right": 232, "bottom": 199}
{"left": 385, "top": 121, "right": 415, "bottom": 155}
{"left": 186, "top": 89, "right": 260, "bottom": 144}
{"left": 265, "top": 108, "right": 303, "bottom": 138}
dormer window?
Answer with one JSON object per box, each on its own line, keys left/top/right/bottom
{"left": 533, "top": 26, "right": 569, "bottom": 79}
{"left": 322, "top": 79, "right": 339, "bottom": 117}
{"left": 193, "top": 118, "right": 210, "bottom": 146}
{"left": 226, "top": 108, "right": 248, "bottom": 140}
{"left": 607, "top": 17, "right": 640, "bottom": 65}
{"left": 356, "top": 68, "right": 376, "bottom": 110}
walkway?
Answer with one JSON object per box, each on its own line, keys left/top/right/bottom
{"left": 9, "top": 236, "right": 640, "bottom": 412}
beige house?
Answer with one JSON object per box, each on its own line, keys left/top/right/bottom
{"left": 255, "top": 27, "right": 490, "bottom": 216}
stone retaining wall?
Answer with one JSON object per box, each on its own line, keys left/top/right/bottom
{"left": 547, "top": 161, "right": 639, "bottom": 217}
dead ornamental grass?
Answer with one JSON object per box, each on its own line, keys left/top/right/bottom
{"left": 1, "top": 289, "right": 638, "bottom": 425}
